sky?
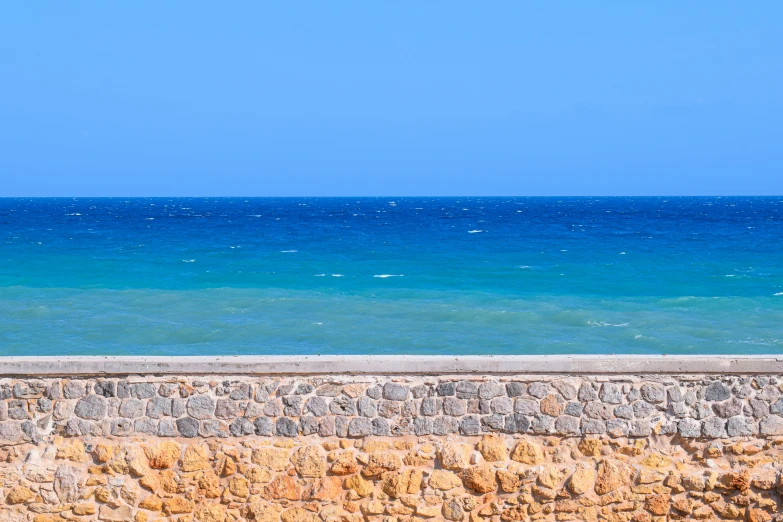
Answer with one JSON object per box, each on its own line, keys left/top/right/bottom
{"left": 1, "top": 2, "right": 781, "bottom": 196}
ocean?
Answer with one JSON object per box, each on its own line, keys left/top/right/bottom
{"left": 0, "top": 197, "right": 781, "bottom": 355}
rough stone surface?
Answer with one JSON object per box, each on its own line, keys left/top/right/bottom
{"left": 2, "top": 372, "right": 783, "bottom": 522}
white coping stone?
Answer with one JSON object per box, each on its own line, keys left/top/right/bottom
{"left": 0, "top": 355, "right": 782, "bottom": 376}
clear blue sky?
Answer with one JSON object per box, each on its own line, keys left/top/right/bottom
{"left": 1, "top": 2, "right": 781, "bottom": 196}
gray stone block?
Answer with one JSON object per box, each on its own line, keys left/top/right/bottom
{"left": 74, "top": 395, "right": 106, "bottom": 420}
{"left": 677, "top": 419, "right": 701, "bottom": 439}
{"left": 187, "top": 395, "right": 215, "bottom": 420}
{"left": 640, "top": 384, "right": 665, "bottom": 404}
{"left": 705, "top": 382, "right": 731, "bottom": 402}
{"left": 118, "top": 399, "right": 145, "bottom": 419}
{"left": 599, "top": 383, "right": 622, "bottom": 404}
{"left": 348, "top": 418, "right": 372, "bottom": 437}
{"left": 702, "top": 417, "right": 727, "bottom": 438}
{"left": 382, "top": 383, "right": 409, "bottom": 401}
{"left": 177, "top": 417, "right": 200, "bottom": 437}
{"left": 276, "top": 417, "right": 299, "bottom": 437}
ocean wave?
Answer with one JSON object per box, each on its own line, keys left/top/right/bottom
{"left": 588, "top": 321, "right": 629, "bottom": 327}
{"left": 774, "top": 292, "right": 783, "bottom": 296}
{"left": 331, "top": 274, "right": 344, "bottom": 277}
{"left": 468, "top": 230, "right": 483, "bottom": 234}
{"left": 280, "top": 250, "right": 298, "bottom": 253}
{"left": 64, "top": 213, "right": 81, "bottom": 216}
{"left": 373, "top": 274, "right": 403, "bottom": 278}
{"left": 182, "top": 259, "right": 196, "bottom": 263}
{"left": 314, "top": 274, "right": 326, "bottom": 277}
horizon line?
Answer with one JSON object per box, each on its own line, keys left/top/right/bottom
{"left": 2, "top": 195, "right": 782, "bottom": 199}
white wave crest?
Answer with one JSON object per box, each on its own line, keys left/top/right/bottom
{"left": 588, "top": 321, "right": 629, "bottom": 327}
{"left": 468, "top": 230, "right": 483, "bottom": 234}
{"left": 373, "top": 274, "right": 403, "bottom": 278}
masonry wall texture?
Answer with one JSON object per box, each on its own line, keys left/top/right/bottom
{"left": 2, "top": 373, "right": 783, "bottom": 521}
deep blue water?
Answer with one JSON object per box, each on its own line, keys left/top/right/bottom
{"left": 1, "top": 197, "right": 782, "bottom": 355}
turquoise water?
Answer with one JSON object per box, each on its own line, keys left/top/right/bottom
{"left": 1, "top": 197, "right": 782, "bottom": 355}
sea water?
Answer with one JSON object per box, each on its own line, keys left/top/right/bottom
{"left": 0, "top": 197, "right": 781, "bottom": 355}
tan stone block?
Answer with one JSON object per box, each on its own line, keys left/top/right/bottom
{"left": 248, "top": 499, "right": 283, "bottom": 522}
{"left": 361, "top": 440, "right": 390, "bottom": 453}
{"left": 440, "top": 442, "right": 473, "bottom": 470}
{"left": 361, "top": 452, "right": 401, "bottom": 477}
{"left": 637, "top": 469, "right": 665, "bottom": 484}
{"left": 594, "top": 459, "right": 631, "bottom": 495}
{"left": 280, "top": 507, "right": 319, "bottom": 522}
{"left": 94, "top": 486, "right": 111, "bottom": 503}
{"left": 643, "top": 495, "right": 669, "bottom": 516}
{"left": 344, "top": 474, "right": 373, "bottom": 498}
{"left": 430, "top": 469, "right": 463, "bottom": 491}
{"left": 194, "top": 503, "right": 229, "bottom": 522}
{"left": 251, "top": 447, "right": 290, "bottom": 471}
{"left": 361, "top": 500, "right": 384, "bottom": 515}
{"left": 32, "top": 516, "right": 58, "bottom": 522}
{"left": 500, "top": 505, "right": 528, "bottom": 521}
{"left": 145, "top": 441, "right": 181, "bottom": 469}
{"left": 72, "top": 500, "right": 97, "bottom": 515}
{"left": 86, "top": 475, "right": 107, "bottom": 486}
{"left": 290, "top": 446, "right": 327, "bottom": 478}
{"left": 6, "top": 485, "right": 35, "bottom": 504}
{"left": 330, "top": 452, "right": 358, "bottom": 475}
{"left": 578, "top": 439, "right": 602, "bottom": 457}
{"left": 229, "top": 475, "right": 249, "bottom": 497}
{"left": 245, "top": 466, "right": 272, "bottom": 483}
{"left": 307, "top": 475, "right": 342, "bottom": 501}
{"left": 180, "top": 444, "right": 211, "bottom": 472}
{"left": 712, "top": 500, "right": 741, "bottom": 519}
{"left": 511, "top": 440, "right": 544, "bottom": 465}
{"left": 640, "top": 454, "right": 671, "bottom": 469}
{"left": 264, "top": 474, "right": 303, "bottom": 501}
{"left": 381, "top": 468, "right": 423, "bottom": 497}
{"left": 57, "top": 440, "right": 88, "bottom": 462}
{"left": 462, "top": 465, "right": 497, "bottom": 494}
{"left": 538, "top": 465, "right": 569, "bottom": 490}
{"left": 99, "top": 504, "right": 134, "bottom": 522}
{"left": 163, "top": 496, "right": 194, "bottom": 515}
{"left": 139, "top": 494, "right": 163, "bottom": 511}
{"left": 92, "top": 444, "right": 114, "bottom": 462}
{"left": 139, "top": 471, "right": 160, "bottom": 492}
{"left": 749, "top": 508, "right": 773, "bottom": 522}
{"left": 541, "top": 395, "right": 563, "bottom": 416}
{"left": 567, "top": 465, "right": 595, "bottom": 496}
{"left": 477, "top": 434, "right": 507, "bottom": 462}
{"left": 386, "top": 502, "right": 415, "bottom": 516}
{"left": 198, "top": 470, "right": 221, "bottom": 498}
{"left": 159, "top": 469, "right": 180, "bottom": 494}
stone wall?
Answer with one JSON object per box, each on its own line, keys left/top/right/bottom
{"left": 2, "top": 373, "right": 783, "bottom": 521}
